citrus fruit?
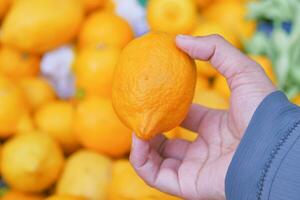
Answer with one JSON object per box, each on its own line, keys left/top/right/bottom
{"left": 75, "top": 97, "right": 132, "bottom": 157}
{"left": 20, "top": 77, "right": 56, "bottom": 111}
{"left": 192, "top": 21, "right": 240, "bottom": 48}
{"left": 196, "top": 76, "right": 210, "bottom": 90}
{"left": 250, "top": 55, "right": 276, "bottom": 84}
{"left": 16, "top": 113, "right": 35, "bottom": 134}
{"left": 176, "top": 127, "right": 197, "bottom": 142}
{"left": 195, "top": 0, "right": 215, "bottom": 8}
{"left": 147, "top": 0, "right": 197, "bottom": 34}
{"left": 203, "top": 1, "right": 256, "bottom": 39}
{"left": 46, "top": 195, "right": 86, "bottom": 200}
{"left": 214, "top": 74, "right": 230, "bottom": 99}
{"left": 74, "top": 46, "right": 121, "bottom": 97}
{"left": 35, "top": 101, "right": 79, "bottom": 154}
{"left": 109, "top": 160, "right": 180, "bottom": 200}
{"left": 193, "top": 89, "right": 229, "bottom": 109}
{"left": 194, "top": 60, "right": 218, "bottom": 78}
{"left": 1, "top": 0, "right": 84, "bottom": 53}
{"left": 0, "top": 0, "right": 10, "bottom": 19}
{"left": 112, "top": 32, "right": 196, "bottom": 140}
{"left": 78, "top": 11, "right": 133, "bottom": 49}
{"left": 83, "top": 0, "right": 107, "bottom": 12}
{"left": 0, "top": 46, "right": 40, "bottom": 80}
{"left": 1, "top": 190, "right": 44, "bottom": 200}
{"left": 56, "top": 150, "right": 112, "bottom": 200}
{"left": 1, "top": 132, "right": 64, "bottom": 193}
{"left": 165, "top": 127, "right": 197, "bottom": 142}
{"left": 164, "top": 128, "right": 179, "bottom": 139}
{"left": 292, "top": 95, "right": 300, "bottom": 106}
{"left": 0, "top": 76, "right": 27, "bottom": 138}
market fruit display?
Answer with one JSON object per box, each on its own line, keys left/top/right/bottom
{"left": 0, "top": 76, "right": 27, "bottom": 138}
{"left": 78, "top": 11, "right": 134, "bottom": 48}
{"left": 83, "top": 0, "right": 108, "bottom": 12}
{"left": 112, "top": 32, "right": 196, "bottom": 140}
{"left": 74, "top": 46, "right": 121, "bottom": 97}
{"left": 35, "top": 101, "right": 79, "bottom": 154}
{"left": 16, "top": 113, "right": 35, "bottom": 134}
{"left": 56, "top": 150, "right": 112, "bottom": 200}
{"left": 1, "top": 132, "right": 64, "bottom": 193}
{"left": 147, "top": 0, "right": 197, "bottom": 34}
{"left": 46, "top": 195, "right": 86, "bottom": 200}
{"left": 20, "top": 77, "right": 56, "bottom": 111}
{"left": 203, "top": 1, "right": 256, "bottom": 39}
{"left": 0, "top": 0, "right": 10, "bottom": 19}
{"left": 0, "top": 0, "right": 294, "bottom": 199}
{"left": 1, "top": 190, "right": 44, "bottom": 200}
{"left": 109, "top": 159, "right": 181, "bottom": 200}
{"left": 0, "top": 46, "right": 40, "bottom": 81}
{"left": 194, "top": 89, "right": 229, "bottom": 109}
{"left": 75, "top": 97, "right": 132, "bottom": 157}
{"left": 1, "top": 0, "right": 84, "bottom": 53}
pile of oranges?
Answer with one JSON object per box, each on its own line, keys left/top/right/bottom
{"left": 0, "top": 0, "right": 278, "bottom": 199}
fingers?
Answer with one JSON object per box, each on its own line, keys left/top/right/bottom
{"left": 181, "top": 103, "right": 224, "bottom": 133}
{"left": 175, "top": 34, "right": 275, "bottom": 92}
{"left": 130, "top": 134, "right": 190, "bottom": 197}
{"left": 161, "top": 139, "right": 190, "bottom": 160}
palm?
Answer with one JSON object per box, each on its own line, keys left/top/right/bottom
{"left": 130, "top": 35, "right": 276, "bottom": 200}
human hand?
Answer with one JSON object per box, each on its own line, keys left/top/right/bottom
{"left": 130, "top": 35, "right": 276, "bottom": 200}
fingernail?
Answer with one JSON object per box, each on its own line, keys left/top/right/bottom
{"left": 176, "top": 34, "right": 193, "bottom": 40}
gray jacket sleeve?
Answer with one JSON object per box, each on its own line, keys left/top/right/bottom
{"left": 225, "top": 91, "right": 300, "bottom": 200}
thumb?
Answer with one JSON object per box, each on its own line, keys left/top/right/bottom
{"left": 176, "top": 34, "right": 276, "bottom": 133}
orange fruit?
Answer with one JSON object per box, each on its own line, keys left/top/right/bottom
{"left": 20, "top": 77, "right": 56, "bottom": 111}
{"left": 0, "top": 0, "right": 10, "bottom": 19}
{"left": 195, "top": 0, "right": 215, "bottom": 8}
{"left": 1, "top": 132, "right": 64, "bottom": 193}
{"left": 250, "top": 55, "right": 276, "bottom": 84}
{"left": 79, "top": 11, "right": 133, "bottom": 49}
{"left": 16, "top": 113, "right": 35, "bottom": 134}
{"left": 194, "top": 60, "right": 218, "bottom": 78}
{"left": 214, "top": 74, "right": 230, "bottom": 99}
{"left": 193, "top": 88, "right": 229, "bottom": 109}
{"left": 46, "top": 195, "right": 86, "bottom": 200}
{"left": 292, "top": 95, "right": 300, "bottom": 106}
{"left": 83, "top": 0, "right": 107, "bottom": 12}
{"left": 0, "top": 46, "right": 40, "bottom": 81}
{"left": 56, "top": 150, "right": 112, "bottom": 200}
{"left": 75, "top": 97, "right": 132, "bottom": 157}
{"left": 1, "top": 0, "right": 84, "bottom": 53}
{"left": 74, "top": 46, "right": 121, "bottom": 97}
{"left": 109, "top": 160, "right": 180, "bottom": 200}
{"left": 196, "top": 75, "right": 210, "bottom": 90}
{"left": 193, "top": 20, "right": 240, "bottom": 48}
{"left": 147, "top": 0, "right": 197, "bottom": 34}
{"left": 1, "top": 190, "right": 44, "bottom": 200}
{"left": 112, "top": 32, "right": 196, "bottom": 140}
{"left": 0, "top": 76, "right": 27, "bottom": 138}
{"left": 35, "top": 101, "right": 79, "bottom": 154}
{"left": 176, "top": 127, "right": 197, "bottom": 142}
{"left": 203, "top": 1, "right": 256, "bottom": 39}
{"left": 165, "top": 127, "right": 197, "bottom": 142}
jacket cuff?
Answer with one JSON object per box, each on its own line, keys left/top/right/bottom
{"left": 225, "top": 91, "right": 300, "bottom": 200}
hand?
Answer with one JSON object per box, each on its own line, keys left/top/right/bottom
{"left": 130, "top": 35, "right": 276, "bottom": 200}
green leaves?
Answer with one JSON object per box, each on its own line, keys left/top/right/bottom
{"left": 245, "top": 0, "right": 300, "bottom": 99}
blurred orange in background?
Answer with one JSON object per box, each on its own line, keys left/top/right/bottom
{"left": 147, "top": 0, "right": 198, "bottom": 34}
{"left": 78, "top": 11, "right": 134, "bottom": 49}
{"left": 75, "top": 97, "right": 132, "bottom": 157}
